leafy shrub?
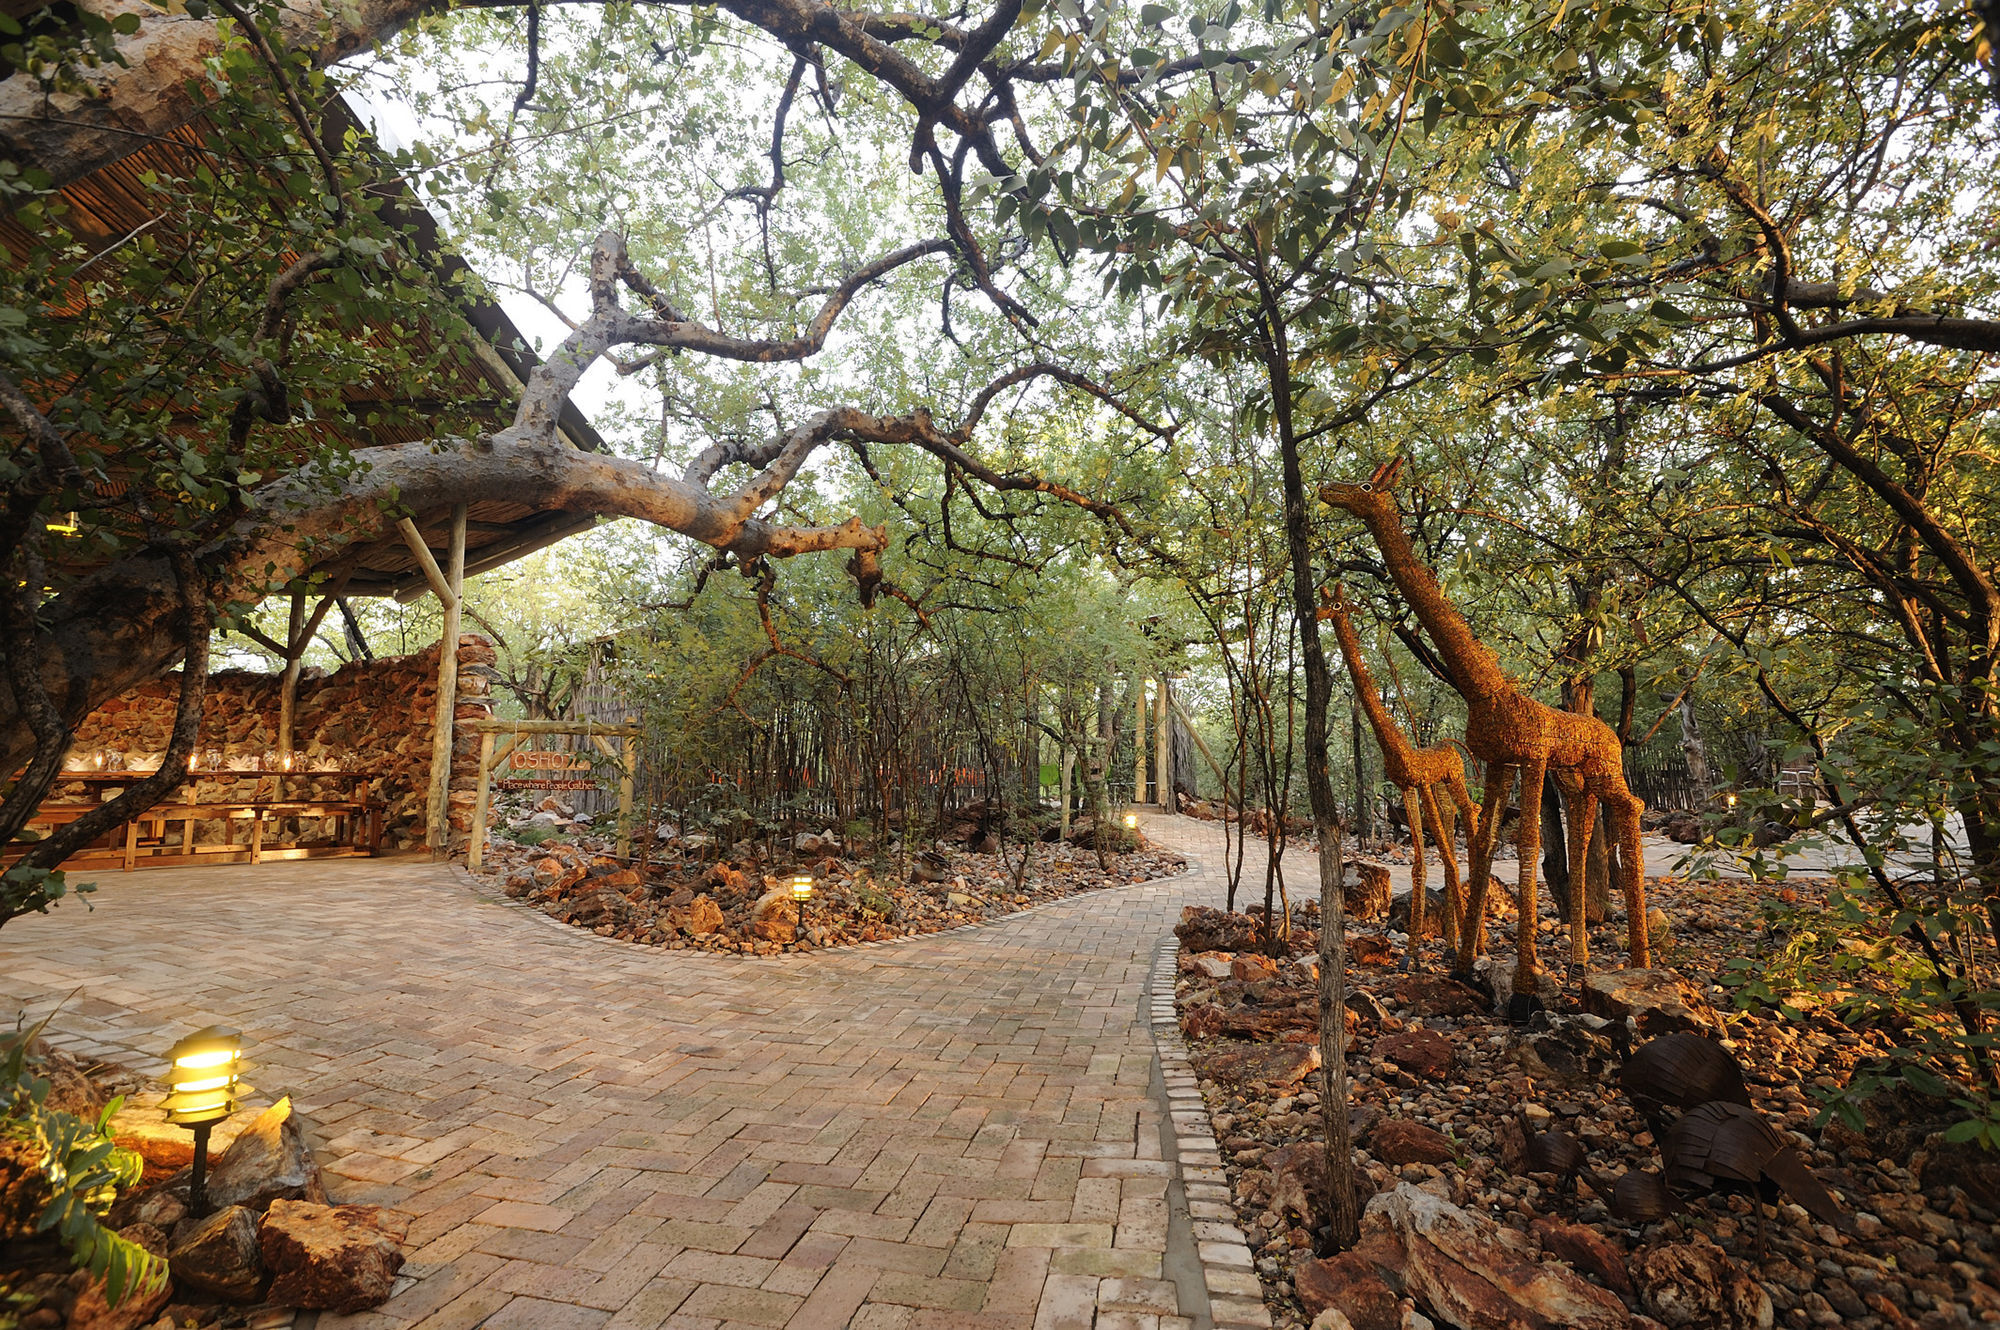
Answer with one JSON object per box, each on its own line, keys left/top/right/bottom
{"left": 2, "top": 1015, "right": 164, "bottom": 1306}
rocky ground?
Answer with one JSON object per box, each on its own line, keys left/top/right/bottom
{"left": 472, "top": 827, "right": 1188, "bottom": 956}
{"left": 2, "top": 1044, "right": 406, "bottom": 1330}
{"left": 1171, "top": 875, "right": 2000, "bottom": 1330}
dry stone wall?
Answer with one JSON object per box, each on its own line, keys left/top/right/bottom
{"left": 62, "top": 636, "right": 496, "bottom": 851}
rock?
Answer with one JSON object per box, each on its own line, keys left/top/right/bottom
{"left": 945, "top": 891, "right": 977, "bottom": 908}
{"left": 201, "top": 1098, "right": 325, "bottom": 1213}
{"left": 1181, "top": 1003, "right": 1225, "bottom": 1040}
{"left": 258, "top": 1199, "right": 407, "bottom": 1314}
{"left": 1511, "top": 1018, "right": 1619, "bottom": 1090}
{"left": 1631, "top": 1239, "right": 1772, "bottom": 1330}
{"left": 109, "top": 1093, "right": 254, "bottom": 1174}
{"left": 65, "top": 1222, "right": 170, "bottom": 1330}
{"left": 1371, "top": 1120, "right": 1456, "bottom": 1167}
{"left": 104, "top": 1183, "right": 187, "bottom": 1233}
{"left": 168, "top": 1205, "right": 264, "bottom": 1302}
{"left": 1495, "top": 1115, "right": 1528, "bottom": 1172}
{"left": 1310, "top": 1310, "right": 1359, "bottom": 1330}
{"left": 669, "top": 893, "right": 725, "bottom": 935}
{"left": 1297, "top": 1252, "right": 1401, "bottom": 1330}
{"left": 1345, "top": 860, "right": 1394, "bottom": 919}
{"left": 1532, "top": 1218, "right": 1633, "bottom": 1301}
{"left": 1350, "top": 935, "right": 1398, "bottom": 966}
{"left": 1191, "top": 953, "right": 1236, "bottom": 981}
{"left": 1347, "top": 989, "right": 1393, "bottom": 1025}
{"left": 25, "top": 1040, "right": 103, "bottom": 1119}
{"left": 1197, "top": 1041, "right": 1322, "bottom": 1088}
{"left": 1582, "top": 969, "right": 1719, "bottom": 1038}
{"left": 1376, "top": 1029, "right": 1456, "bottom": 1082}
{"left": 1392, "top": 976, "right": 1488, "bottom": 1018}
{"left": 1176, "top": 905, "right": 1264, "bottom": 953}
{"left": 749, "top": 891, "right": 798, "bottom": 943}
{"left": 554, "top": 886, "right": 634, "bottom": 928}
{"left": 1913, "top": 1136, "right": 2000, "bottom": 1211}
{"left": 1269, "top": 1142, "right": 1330, "bottom": 1232}
{"left": 1360, "top": 1183, "right": 1630, "bottom": 1330}
{"left": 1232, "top": 954, "right": 1280, "bottom": 982}
{"left": 1388, "top": 887, "right": 1449, "bottom": 939}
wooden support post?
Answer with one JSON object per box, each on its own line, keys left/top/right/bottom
{"left": 468, "top": 731, "right": 494, "bottom": 873}
{"left": 277, "top": 589, "right": 305, "bottom": 771}
{"left": 1154, "top": 675, "right": 1171, "bottom": 811}
{"left": 1058, "top": 743, "right": 1073, "bottom": 840}
{"left": 1134, "top": 682, "right": 1147, "bottom": 804}
{"left": 412, "top": 506, "right": 466, "bottom": 858}
{"left": 618, "top": 725, "right": 637, "bottom": 859}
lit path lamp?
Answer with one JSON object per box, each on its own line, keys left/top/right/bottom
{"left": 1123, "top": 811, "right": 1139, "bottom": 832}
{"left": 163, "top": 1027, "right": 248, "bottom": 1216}
{"left": 790, "top": 874, "right": 814, "bottom": 943}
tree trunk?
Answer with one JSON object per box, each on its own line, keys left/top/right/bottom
{"left": 1261, "top": 315, "right": 1358, "bottom": 1251}
{"left": 1678, "top": 695, "right": 1712, "bottom": 796}
{"left": 1351, "top": 704, "right": 1373, "bottom": 841}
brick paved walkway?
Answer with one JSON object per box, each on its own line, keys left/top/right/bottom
{"left": 0, "top": 815, "right": 1298, "bottom": 1330}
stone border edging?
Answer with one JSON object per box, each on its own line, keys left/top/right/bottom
{"left": 1149, "top": 933, "right": 1274, "bottom": 1330}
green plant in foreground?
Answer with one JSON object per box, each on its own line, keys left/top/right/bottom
{"left": 2, "top": 1014, "right": 163, "bottom": 1307}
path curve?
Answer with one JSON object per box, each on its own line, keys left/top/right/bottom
{"left": 1, "top": 815, "right": 1282, "bottom": 1330}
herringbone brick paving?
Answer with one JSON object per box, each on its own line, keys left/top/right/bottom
{"left": 0, "top": 816, "right": 1287, "bottom": 1330}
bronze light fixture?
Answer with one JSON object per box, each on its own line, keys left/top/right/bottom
{"left": 790, "top": 874, "right": 814, "bottom": 939}
{"left": 163, "top": 1027, "right": 248, "bottom": 1216}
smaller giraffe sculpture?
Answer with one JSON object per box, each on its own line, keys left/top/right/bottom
{"left": 1320, "top": 459, "right": 1651, "bottom": 988}
{"left": 1320, "top": 584, "right": 1481, "bottom": 952}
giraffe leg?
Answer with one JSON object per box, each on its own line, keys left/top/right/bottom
{"left": 1420, "top": 784, "right": 1460, "bottom": 953}
{"left": 1454, "top": 764, "right": 1515, "bottom": 976}
{"left": 1565, "top": 790, "right": 1598, "bottom": 977}
{"left": 1515, "top": 757, "right": 1549, "bottom": 996}
{"left": 1608, "top": 792, "right": 1649, "bottom": 967}
{"left": 1403, "top": 785, "right": 1427, "bottom": 963}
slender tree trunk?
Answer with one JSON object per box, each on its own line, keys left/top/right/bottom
{"left": 1259, "top": 313, "right": 1358, "bottom": 1250}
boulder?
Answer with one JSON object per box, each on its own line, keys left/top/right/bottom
{"left": 258, "top": 1199, "right": 407, "bottom": 1314}
{"left": 1392, "top": 976, "right": 1488, "bottom": 1019}
{"left": 1388, "top": 887, "right": 1449, "bottom": 939}
{"left": 1190, "top": 953, "right": 1236, "bottom": 981}
{"left": 1531, "top": 1219, "right": 1633, "bottom": 1301}
{"left": 553, "top": 886, "right": 634, "bottom": 928}
{"left": 1231, "top": 954, "right": 1280, "bottom": 982}
{"left": 669, "top": 893, "right": 725, "bottom": 935}
{"left": 1197, "top": 1041, "right": 1322, "bottom": 1088}
{"left": 1181, "top": 1004, "right": 1225, "bottom": 1040}
{"left": 1630, "top": 1239, "right": 1771, "bottom": 1330}
{"left": 1176, "top": 905, "right": 1263, "bottom": 953}
{"left": 1214, "top": 1001, "right": 1331, "bottom": 1042}
{"left": 1296, "top": 1252, "right": 1401, "bottom": 1330}
{"left": 1345, "top": 860, "right": 1394, "bottom": 919}
{"left": 65, "top": 1221, "right": 171, "bottom": 1330}
{"left": 26, "top": 1040, "right": 103, "bottom": 1119}
{"left": 1376, "top": 1029, "right": 1456, "bottom": 1082}
{"left": 1268, "top": 1142, "right": 1330, "bottom": 1232}
{"left": 168, "top": 1205, "right": 265, "bottom": 1302}
{"left": 1582, "top": 970, "right": 1718, "bottom": 1038}
{"left": 1349, "top": 935, "right": 1398, "bottom": 967}
{"left": 202, "top": 1098, "right": 325, "bottom": 1213}
{"left": 1370, "top": 1120, "right": 1457, "bottom": 1167}
{"left": 109, "top": 1093, "right": 254, "bottom": 1174}
{"left": 1360, "top": 1183, "right": 1630, "bottom": 1330}
{"left": 749, "top": 891, "right": 798, "bottom": 944}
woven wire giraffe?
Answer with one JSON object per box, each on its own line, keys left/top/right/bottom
{"left": 1320, "top": 460, "right": 1651, "bottom": 987}
{"left": 1320, "top": 584, "right": 1480, "bottom": 953}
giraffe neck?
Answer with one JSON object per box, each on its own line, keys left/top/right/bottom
{"left": 1357, "top": 505, "right": 1510, "bottom": 712}
{"left": 1327, "top": 601, "right": 1411, "bottom": 762}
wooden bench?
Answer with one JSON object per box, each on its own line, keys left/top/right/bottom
{"left": 14, "top": 798, "right": 381, "bottom": 871}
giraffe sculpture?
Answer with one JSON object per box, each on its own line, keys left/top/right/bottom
{"left": 1320, "top": 583, "right": 1480, "bottom": 952}
{"left": 1320, "top": 459, "right": 1651, "bottom": 987}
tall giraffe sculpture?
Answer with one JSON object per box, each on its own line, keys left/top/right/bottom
{"left": 1320, "top": 459, "right": 1651, "bottom": 987}
{"left": 1320, "top": 584, "right": 1480, "bottom": 951}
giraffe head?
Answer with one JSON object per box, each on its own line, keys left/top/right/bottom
{"left": 1318, "top": 458, "right": 1405, "bottom": 518}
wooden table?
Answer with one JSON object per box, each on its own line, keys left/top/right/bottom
{"left": 22, "top": 768, "right": 384, "bottom": 870}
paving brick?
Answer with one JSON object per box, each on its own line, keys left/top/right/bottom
{"left": 0, "top": 814, "right": 1256, "bottom": 1330}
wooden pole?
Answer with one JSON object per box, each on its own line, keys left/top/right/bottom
{"left": 1154, "top": 675, "right": 1171, "bottom": 811}
{"left": 1058, "top": 743, "right": 1073, "bottom": 840}
{"left": 1170, "top": 694, "right": 1229, "bottom": 789}
{"left": 1134, "top": 682, "right": 1147, "bottom": 804}
{"left": 618, "top": 723, "right": 637, "bottom": 858}
{"left": 277, "top": 588, "right": 305, "bottom": 770}
{"left": 422, "top": 506, "right": 466, "bottom": 857}
{"left": 468, "top": 730, "right": 494, "bottom": 872}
